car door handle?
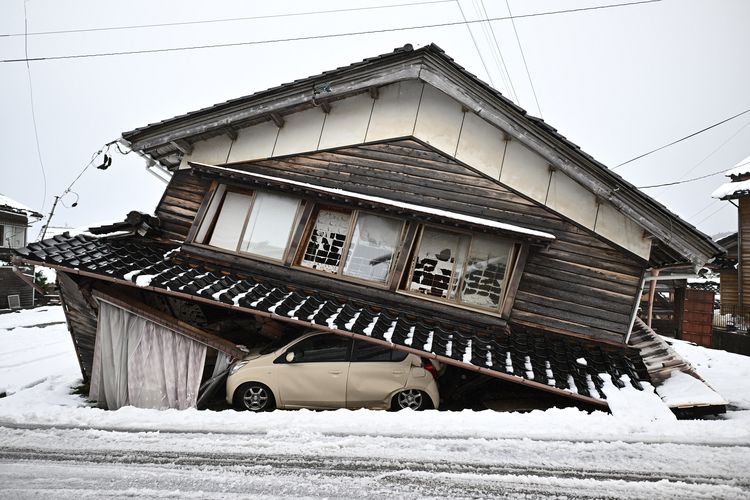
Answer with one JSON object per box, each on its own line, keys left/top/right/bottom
{"left": 392, "top": 370, "right": 404, "bottom": 375}
{"left": 329, "top": 370, "right": 342, "bottom": 375}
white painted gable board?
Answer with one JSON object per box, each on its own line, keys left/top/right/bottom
{"left": 187, "top": 135, "right": 233, "bottom": 166}
{"left": 273, "top": 107, "right": 326, "bottom": 157}
{"left": 499, "top": 139, "right": 551, "bottom": 204}
{"left": 595, "top": 201, "right": 651, "bottom": 260}
{"left": 546, "top": 171, "right": 598, "bottom": 230}
{"left": 227, "top": 121, "right": 279, "bottom": 163}
{"left": 413, "top": 85, "right": 465, "bottom": 156}
{"left": 454, "top": 112, "right": 506, "bottom": 180}
{"left": 318, "top": 93, "right": 374, "bottom": 150}
{"left": 365, "top": 80, "right": 423, "bottom": 142}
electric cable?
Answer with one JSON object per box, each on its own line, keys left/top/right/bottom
{"left": 505, "top": 0, "right": 542, "bottom": 117}
{"left": 1, "top": 0, "right": 663, "bottom": 64}
{"left": 23, "top": 0, "right": 47, "bottom": 213}
{"left": 612, "top": 107, "right": 750, "bottom": 170}
{"left": 1, "top": 0, "right": 453, "bottom": 37}
{"left": 454, "top": 0, "right": 496, "bottom": 87}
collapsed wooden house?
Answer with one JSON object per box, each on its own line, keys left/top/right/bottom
{"left": 15, "top": 44, "right": 728, "bottom": 414}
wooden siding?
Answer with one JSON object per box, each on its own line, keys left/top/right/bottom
{"left": 57, "top": 273, "right": 99, "bottom": 381}
{"left": 155, "top": 171, "right": 213, "bottom": 241}
{"left": 181, "top": 139, "right": 643, "bottom": 344}
{"left": 720, "top": 270, "right": 738, "bottom": 312}
{"left": 0, "top": 268, "right": 34, "bottom": 309}
{"left": 740, "top": 197, "right": 750, "bottom": 308}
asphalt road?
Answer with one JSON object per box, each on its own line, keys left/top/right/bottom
{"left": 1, "top": 423, "right": 748, "bottom": 499}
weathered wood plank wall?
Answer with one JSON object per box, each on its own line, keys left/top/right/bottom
{"left": 155, "top": 171, "right": 213, "bottom": 241}
{"left": 157, "top": 140, "right": 645, "bottom": 344}
{"left": 740, "top": 197, "right": 750, "bottom": 309}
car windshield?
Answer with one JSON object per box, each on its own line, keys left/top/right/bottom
{"left": 259, "top": 332, "right": 303, "bottom": 355}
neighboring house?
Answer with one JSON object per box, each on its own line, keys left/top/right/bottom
{"left": 15, "top": 44, "right": 727, "bottom": 415}
{"left": 0, "top": 194, "right": 43, "bottom": 310}
{"left": 713, "top": 155, "right": 750, "bottom": 310}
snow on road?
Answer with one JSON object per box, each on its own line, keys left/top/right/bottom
{"left": 1, "top": 307, "right": 750, "bottom": 498}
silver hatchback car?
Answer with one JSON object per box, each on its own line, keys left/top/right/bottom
{"left": 226, "top": 332, "right": 440, "bottom": 411}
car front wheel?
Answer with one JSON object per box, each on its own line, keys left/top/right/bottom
{"left": 391, "top": 389, "right": 431, "bottom": 411}
{"left": 234, "top": 382, "right": 276, "bottom": 412}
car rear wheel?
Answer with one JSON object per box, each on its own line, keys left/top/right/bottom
{"left": 234, "top": 382, "right": 276, "bottom": 412}
{"left": 391, "top": 389, "right": 431, "bottom": 411}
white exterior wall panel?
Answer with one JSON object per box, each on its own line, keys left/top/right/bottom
{"left": 413, "top": 85, "right": 464, "bottom": 155}
{"left": 187, "top": 135, "right": 233, "bottom": 166}
{"left": 455, "top": 112, "right": 506, "bottom": 179}
{"left": 272, "top": 107, "right": 326, "bottom": 157}
{"left": 594, "top": 201, "right": 651, "bottom": 260}
{"left": 318, "top": 93, "right": 374, "bottom": 150}
{"left": 227, "top": 122, "right": 279, "bottom": 163}
{"left": 546, "top": 171, "right": 598, "bottom": 230}
{"left": 499, "top": 140, "right": 551, "bottom": 204}
{"left": 365, "top": 81, "right": 423, "bottom": 142}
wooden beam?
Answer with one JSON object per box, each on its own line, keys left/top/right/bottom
{"left": 169, "top": 139, "right": 193, "bottom": 155}
{"left": 269, "top": 112, "right": 285, "bottom": 129}
{"left": 501, "top": 244, "right": 529, "bottom": 318}
{"left": 91, "top": 287, "right": 247, "bottom": 360}
{"left": 224, "top": 127, "right": 238, "bottom": 141}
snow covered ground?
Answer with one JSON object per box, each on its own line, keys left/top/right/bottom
{"left": 1, "top": 307, "right": 750, "bottom": 498}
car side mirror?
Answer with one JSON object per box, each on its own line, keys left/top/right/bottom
{"left": 286, "top": 351, "right": 295, "bottom": 363}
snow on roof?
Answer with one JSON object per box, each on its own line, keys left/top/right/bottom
{"left": 0, "top": 193, "right": 42, "bottom": 219}
{"left": 725, "top": 154, "right": 750, "bottom": 178}
{"left": 657, "top": 370, "right": 727, "bottom": 408}
{"left": 711, "top": 178, "right": 750, "bottom": 199}
{"left": 191, "top": 162, "right": 555, "bottom": 241}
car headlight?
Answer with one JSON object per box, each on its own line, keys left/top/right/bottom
{"left": 229, "top": 360, "right": 249, "bottom": 376}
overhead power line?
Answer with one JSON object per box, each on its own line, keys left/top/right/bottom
{"left": 1, "top": 0, "right": 663, "bottom": 64}
{"left": 23, "top": 0, "right": 47, "bottom": 213}
{"left": 0, "top": 0, "right": 454, "bottom": 37}
{"left": 612, "top": 107, "right": 750, "bottom": 170}
{"left": 638, "top": 168, "right": 733, "bottom": 189}
{"left": 454, "top": 0, "right": 496, "bottom": 88}
{"left": 505, "top": 0, "right": 542, "bottom": 117}
{"left": 638, "top": 118, "right": 750, "bottom": 190}
{"left": 478, "top": 0, "right": 518, "bottom": 103}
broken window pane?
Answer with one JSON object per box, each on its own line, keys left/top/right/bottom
{"left": 208, "top": 191, "right": 253, "bottom": 251}
{"left": 343, "top": 213, "right": 402, "bottom": 283}
{"left": 408, "top": 228, "right": 463, "bottom": 299}
{"left": 300, "top": 209, "right": 352, "bottom": 274}
{"left": 459, "top": 235, "right": 511, "bottom": 308}
{"left": 240, "top": 192, "right": 300, "bottom": 260}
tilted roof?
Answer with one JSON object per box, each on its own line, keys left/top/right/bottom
{"left": 0, "top": 193, "right": 43, "bottom": 220}
{"left": 121, "top": 44, "right": 721, "bottom": 269}
{"left": 14, "top": 232, "right": 649, "bottom": 408}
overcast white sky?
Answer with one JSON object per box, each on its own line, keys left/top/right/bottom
{"left": 1, "top": 0, "right": 749, "bottom": 239}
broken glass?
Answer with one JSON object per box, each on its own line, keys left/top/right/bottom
{"left": 343, "top": 213, "right": 402, "bottom": 283}
{"left": 300, "top": 209, "right": 352, "bottom": 274}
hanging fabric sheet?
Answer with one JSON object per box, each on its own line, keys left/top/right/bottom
{"left": 89, "top": 300, "right": 207, "bottom": 410}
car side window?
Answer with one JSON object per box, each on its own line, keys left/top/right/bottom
{"left": 352, "top": 340, "right": 408, "bottom": 362}
{"left": 289, "top": 335, "right": 352, "bottom": 363}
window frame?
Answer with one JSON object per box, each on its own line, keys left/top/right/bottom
{"left": 294, "top": 205, "right": 407, "bottom": 288}
{"left": 194, "top": 185, "right": 305, "bottom": 264}
{"left": 401, "top": 224, "right": 520, "bottom": 316}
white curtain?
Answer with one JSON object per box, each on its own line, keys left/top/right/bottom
{"left": 90, "top": 301, "right": 207, "bottom": 410}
